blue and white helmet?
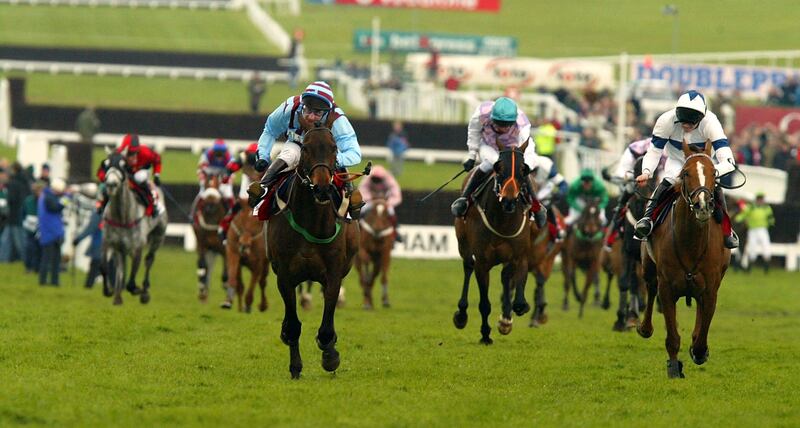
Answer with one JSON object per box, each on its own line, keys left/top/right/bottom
{"left": 675, "top": 90, "right": 706, "bottom": 124}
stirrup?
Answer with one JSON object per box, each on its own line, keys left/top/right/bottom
{"left": 634, "top": 218, "right": 652, "bottom": 240}
{"left": 451, "top": 197, "right": 468, "bottom": 217}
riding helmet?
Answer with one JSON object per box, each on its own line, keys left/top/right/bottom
{"left": 675, "top": 90, "right": 707, "bottom": 125}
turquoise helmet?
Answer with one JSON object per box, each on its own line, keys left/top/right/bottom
{"left": 490, "top": 97, "right": 518, "bottom": 123}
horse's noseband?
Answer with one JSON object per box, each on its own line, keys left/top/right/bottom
{"left": 681, "top": 153, "right": 715, "bottom": 213}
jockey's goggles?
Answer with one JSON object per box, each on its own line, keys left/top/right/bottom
{"left": 492, "top": 119, "right": 515, "bottom": 128}
{"left": 303, "top": 105, "right": 330, "bottom": 116}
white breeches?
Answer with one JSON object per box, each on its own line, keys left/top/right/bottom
{"left": 133, "top": 169, "right": 149, "bottom": 184}
{"left": 478, "top": 143, "right": 536, "bottom": 173}
{"left": 199, "top": 181, "right": 234, "bottom": 200}
{"left": 565, "top": 206, "right": 607, "bottom": 226}
{"left": 745, "top": 227, "right": 771, "bottom": 261}
{"left": 276, "top": 141, "right": 302, "bottom": 170}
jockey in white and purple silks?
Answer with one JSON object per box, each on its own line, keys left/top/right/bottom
{"left": 358, "top": 165, "right": 403, "bottom": 242}
{"left": 634, "top": 90, "right": 739, "bottom": 249}
{"left": 450, "top": 96, "right": 547, "bottom": 228}
{"left": 247, "top": 81, "right": 362, "bottom": 217}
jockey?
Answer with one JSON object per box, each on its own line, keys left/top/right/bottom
{"left": 248, "top": 81, "right": 363, "bottom": 218}
{"left": 565, "top": 169, "right": 608, "bottom": 226}
{"left": 96, "top": 134, "right": 161, "bottom": 217}
{"left": 197, "top": 138, "right": 235, "bottom": 209}
{"left": 634, "top": 90, "right": 739, "bottom": 249}
{"left": 358, "top": 165, "right": 403, "bottom": 243}
{"left": 218, "top": 143, "right": 260, "bottom": 241}
{"left": 601, "top": 138, "right": 654, "bottom": 250}
{"left": 450, "top": 97, "right": 547, "bottom": 228}
{"left": 530, "top": 155, "right": 568, "bottom": 239}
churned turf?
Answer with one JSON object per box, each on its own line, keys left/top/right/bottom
{"left": 1, "top": 247, "right": 798, "bottom": 426}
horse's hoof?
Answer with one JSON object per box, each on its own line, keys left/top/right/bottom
{"left": 690, "top": 346, "right": 709, "bottom": 366}
{"left": 479, "top": 337, "right": 493, "bottom": 345}
{"left": 289, "top": 366, "right": 302, "bottom": 379}
{"left": 625, "top": 316, "right": 639, "bottom": 330}
{"left": 220, "top": 301, "right": 232, "bottom": 310}
{"left": 259, "top": 303, "right": 268, "bottom": 312}
{"left": 667, "top": 360, "right": 686, "bottom": 379}
{"left": 300, "top": 300, "right": 312, "bottom": 311}
{"left": 362, "top": 302, "right": 373, "bottom": 311}
{"left": 612, "top": 320, "right": 626, "bottom": 332}
{"left": 127, "top": 285, "right": 142, "bottom": 296}
{"left": 382, "top": 300, "right": 391, "bottom": 308}
{"left": 453, "top": 311, "right": 468, "bottom": 329}
{"left": 245, "top": 305, "right": 252, "bottom": 313}
{"left": 561, "top": 301, "right": 569, "bottom": 311}
{"left": 601, "top": 300, "right": 611, "bottom": 310}
{"left": 636, "top": 324, "right": 653, "bottom": 339}
{"left": 537, "top": 312, "right": 549, "bottom": 325}
{"left": 529, "top": 318, "right": 540, "bottom": 328}
{"left": 512, "top": 302, "right": 531, "bottom": 316}
{"left": 139, "top": 293, "right": 150, "bottom": 304}
{"left": 321, "top": 348, "right": 340, "bottom": 372}
{"left": 497, "top": 318, "right": 513, "bottom": 335}
{"left": 102, "top": 286, "right": 113, "bottom": 297}
{"left": 113, "top": 296, "right": 123, "bottom": 306}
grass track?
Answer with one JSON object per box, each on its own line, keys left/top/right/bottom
{"left": 1, "top": 247, "right": 798, "bottom": 426}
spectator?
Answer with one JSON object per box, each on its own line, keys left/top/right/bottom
{"left": 23, "top": 180, "right": 45, "bottom": 273}
{"left": 247, "top": 71, "right": 267, "bottom": 114}
{"left": 39, "top": 163, "right": 51, "bottom": 184}
{"left": 38, "top": 178, "right": 68, "bottom": 286}
{"left": 287, "top": 28, "right": 305, "bottom": 89}
{"left": 386, "top": 121, "right": 410, "bottom": 177}
{"left": 0, "top": 167, "right": 8, "bottom": 239}
{"left": 426, "top": 48, "right": 440, "bottom": 81}
{"left": 72, "top": 183, "right": 103, "bottom": 288}
{"left": 735, "top": 192, "right": 775, "bottom": 273}
{"left": 0, "top": 162, "right": 31, "bottom": 262}
{"left": 75, "top": 105, "right": 101, "bottom": 145}
{"left": 535, "top": 121, "right": 558, "bottom": 158}
{"left": 580, "top": 127, "right": 602, "bottom": 149}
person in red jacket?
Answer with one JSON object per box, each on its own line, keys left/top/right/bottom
{"left": 96, "top": 134, "right": 162, "bottom": 217}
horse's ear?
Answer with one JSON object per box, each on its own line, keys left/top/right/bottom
{"left": 520, "top": 139, "right": 529, "bottom": 152}
{"left": 704, "top": 139, "right": 713, "bottom": 156}
{"left": 681, "top": 139, "right": 692, "bottom": 157}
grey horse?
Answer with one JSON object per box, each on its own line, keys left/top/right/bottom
{"left": 101, "top": 152, "right": 168, "bottom": 305}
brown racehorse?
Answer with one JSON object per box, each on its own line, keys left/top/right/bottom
{"left": 266, "top": 126, "right": 359, "bottom": 378}
{"left": 638, "top": 140, "right": 730, "bottom": 378}
{"left": 562, "top": 198, "right": 604, "bottom": 318}
{"left": 453, "top": 143, "right": 534, "bottom": 344}
{"left": 193, "top": 174, "right": 228, "bottom": 302}
{"left": 527, "top": 206, "right": 565, "bottom": 327}
{"left": 355, "top": 196, "right": 394, "bottom": 309}
{"left": 222, "top": 198, "right": 269, "bottom": 312}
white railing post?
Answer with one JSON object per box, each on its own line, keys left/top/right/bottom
{"left": 615, "top": 52, "right": 628, "bottom": 154}
{"left": 0, "top": 78, "right": 9, "bottom": 144}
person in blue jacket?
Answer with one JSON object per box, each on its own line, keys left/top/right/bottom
{"left": 38, "top": 178, "right": 68, "bottom": 286}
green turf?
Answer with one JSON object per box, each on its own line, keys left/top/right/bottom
{"left": 1, "top": 247, "right": 798, "bottom": 426}
{"left": 0, "top": 143, "right": 16, "bottom": 161}
{"left": 0, "top": 5, "right": 280, "bottom": 55}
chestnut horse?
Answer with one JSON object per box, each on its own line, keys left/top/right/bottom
{"left": 193, "top": 175, "right": 228, "bottom": 303}
{"left": 266, "top": 126, "right": 359, "bottom": 378}
{"left": 526, "top": 206, "right": 565, "bottom": 328}
{"left": 562, "top": 198, "right": 604, "bottom": 318}
{"left": 638, "top": 140, "right": 730, "bottom": 378}
{"left": 453, "top": 143, "right": 534, "bottom": 344}
{"left": 222, "top": 198, "right": 268, "bottom": 312}
{"left": 355, "top": 195, "right": 394, "bottom": 309}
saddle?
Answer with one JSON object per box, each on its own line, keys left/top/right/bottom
{"left": 255, "top": 172, "right": 349, "bottom": 221}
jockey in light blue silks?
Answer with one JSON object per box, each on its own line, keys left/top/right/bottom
{"left": 450, "top": 97, "right": 547, "bottom": 228}
{"left": 247, "top": 81, "right": 362, "bottom": 217}
{"left": 633, "top": 90, "right": 739, "bottom": 249}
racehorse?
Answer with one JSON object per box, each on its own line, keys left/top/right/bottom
{"left": 638, "top": 140, "right": 730, "bottom": 378}
{"left": 101, "top": 152, "right": 167, "bottom": 305}
{"left": 222, "top": 198, "right": 268, "bottom": 312}
{"left": 610, "top": 157, "right": 652, "bottom": 331}
{"left": 527, "top": 206, "right": 565, "bottom": 328}
{"left": 193, "top": 174, "right": 228, "bottom": 303}
{"left": 562, "top": 197, "right": 604, "bottom": 318}
{"left": 266, "top": 126, "right": 359, "bottom": 378}
{"left": 453, "top": 143, "right": 534, "bottom": 344}
{"left": 355, "top": 195, "right": 394, "bottom": 309}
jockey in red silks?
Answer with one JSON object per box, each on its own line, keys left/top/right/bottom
{"left": 358, "top": 165, "right": 403, "bottom": 243}
{"left": 634, "top": 90, "right": 739, "bottom": 249}
{"left": 96, "top": 134, "right": 162, "bottom": 217}
{"left": 218, "top": 143, "right": 260, "bottom": 241}
{"left": 197, "top": 138, "right": 235, "bottom": 210}
{"left": 450, "top": 96, "right": 547, "bottom": 229}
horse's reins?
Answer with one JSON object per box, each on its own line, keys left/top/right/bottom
{"left": 104, "top": 164, "right": 144, "bottom": 229}
{"left": 359, "top": 199, "right": 394, "bottom": 239}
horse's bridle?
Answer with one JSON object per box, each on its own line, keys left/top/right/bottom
{"left": 297, "top": 127, "right": 337, "bottom": 190}
{"left": 679, "top": 153, "right": 716, "bottom": 214}
{"left": 493, "top": 147, "right": 525, "bottom": 200}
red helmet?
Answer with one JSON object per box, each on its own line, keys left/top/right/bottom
{"left": 246, "top": 143, "right": 258, "bottom": 154}
{"left": 123, "top": 134, "right": 140, "bottom": 153}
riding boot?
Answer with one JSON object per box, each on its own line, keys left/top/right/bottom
{"left": 713, "top": 186, "right": 739, "bottom": 249}
{"left": 634, "top": 179, "right": 671, "bottom": 240}
{"left": 603, "top": 201, "right": 626, "bottom": 250}
{"left": 348, "top": 188, "right": 364, "bottom": 221}
{"left": 451, "top": 169, "right": 489, "bottom": 217}
{"left": 525, "top": 174, "right": 547, "bottom": 229}
{"left": 248, "top": 158, "right": 287, "bottom": 208}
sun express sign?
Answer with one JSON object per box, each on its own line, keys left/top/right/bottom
{"left": 310, "top": 0, "right": 501, "bottom": 12}
{"left": 354, "top": 30, "right": 517, "bottom": 56}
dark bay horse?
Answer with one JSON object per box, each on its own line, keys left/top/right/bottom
{"left": 454, "top": 142, "right": 534, "bottom": 344}
{"left": 562, "top": 198, "right": 604, "bottom": 318}
{"left": 222, "top": 198, "right": 268, "bottom": 312}
{"left": 527, "top": 207, "right": 565, "bottom": 328}
{"left": 266, "top": 126, "right": 359, "bottom": 378}
{"left": 638, "top": 141, "right": 730, "bottom": 378}
{"left": 193, "top": 175, "right": 228, "bottom": 303}
{"left": 355, "top": 196, "right": 394, "bottom": 309}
